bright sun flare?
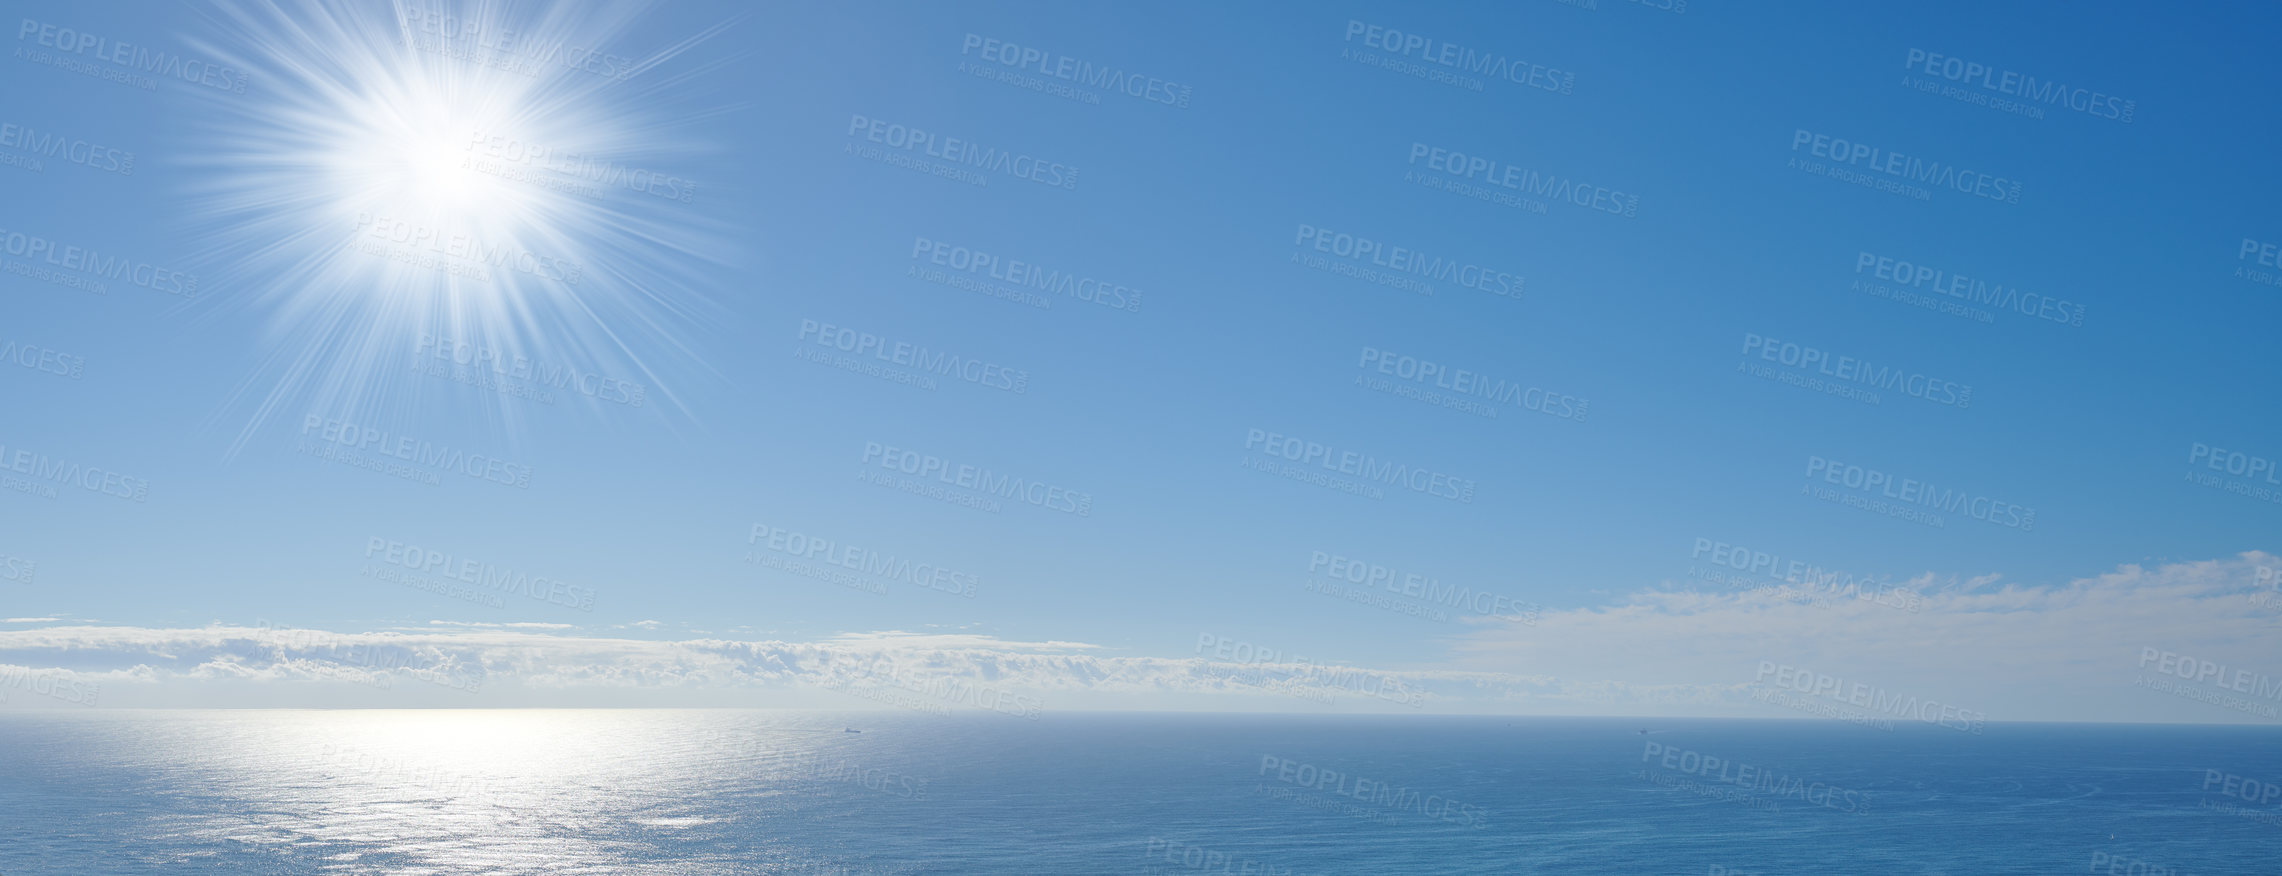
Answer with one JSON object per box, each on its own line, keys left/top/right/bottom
{"left": 187, "top": 0, "right": 732, "bottom": 452}
{"left": 401, "top": 132, "right": 488, "bottom": 213}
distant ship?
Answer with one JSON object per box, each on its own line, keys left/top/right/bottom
{"left": 844, "top": 728, "right": 861, "bottom": 733}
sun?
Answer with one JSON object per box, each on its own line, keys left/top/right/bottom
{"left": 336, "top": 89, "right": 530, "bottom": 238}
{"left": 181, "top": 0, "right": 737, "bottom": 453}
{"left": 400, "top": 129, "right": 487, "bottom": 214}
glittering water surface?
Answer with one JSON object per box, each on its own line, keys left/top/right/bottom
{"left": 0, "top": 711, "right": 2276, "bottom": 874}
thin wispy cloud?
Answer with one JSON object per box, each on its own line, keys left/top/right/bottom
{"left": 4, "top": 555, "right": 2273, "bottom": 720}
{"left": 1449, "top": 552, "right": 2282, "bottom": 722}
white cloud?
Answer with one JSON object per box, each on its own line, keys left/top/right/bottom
{"left": 1444, "top": 552, "right": 2282, "bottom": 723}
{"left": 0, "top": 555, "right": 2273, "bottom": 721}
{"left": 0, "top": 624, "right": 1472, "bottom": 712}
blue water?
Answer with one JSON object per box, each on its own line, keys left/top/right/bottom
{"left": 0, "top": 711, "right": 2276, "bottom": 874}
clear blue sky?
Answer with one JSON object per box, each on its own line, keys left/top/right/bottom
{"left": 3, "top": 0, "right": 2279, "bottom": 719}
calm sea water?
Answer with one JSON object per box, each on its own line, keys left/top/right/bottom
{"left": 0, "top": 711, "right": 2276, "bottom": 874}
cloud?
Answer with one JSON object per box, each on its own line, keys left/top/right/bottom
{"left": 821, "top": 630, "right": 1102, "bottom": 651}
{"left": 0, "top": 624, "right": 1483, "bottom": 712}
{"left": 0, "top": 555, "right": 2274, "bottom": 721}
{"left": 1444, "top": 551, "right": 2282, "bottom": 722}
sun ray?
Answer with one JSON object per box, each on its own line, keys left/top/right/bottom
{"left": 175, "top": 0, "right": 738, "bottom": 458}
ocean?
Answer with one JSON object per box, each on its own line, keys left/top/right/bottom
{"left": 0, "top": 711, "right": 2275, "bottom": 874}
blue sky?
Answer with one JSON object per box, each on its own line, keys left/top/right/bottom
{"left": 2, "top": 0, "right": 2280, "bottom": 721}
